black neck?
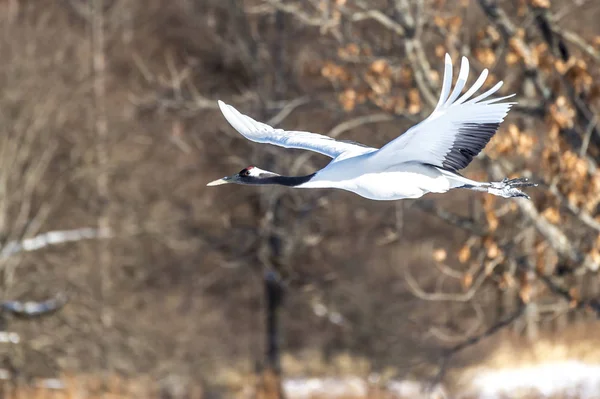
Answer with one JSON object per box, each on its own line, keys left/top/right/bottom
{"left": 256, "top": 173, "right": 316, "bottom": 187}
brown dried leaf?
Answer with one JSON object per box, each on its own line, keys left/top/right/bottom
{"left": 530, "top": 0, "right": 550, "bottom": 9}
{"left": 462, "top": 273, "right": 473, "bottom": 289}
{"left": 429, "top": 70, "right": 440, "bottom": 85}
{"left": 519, "top": 280, "right": 533, "bottom": 303}
{"left": 433, "top": 16, "right": 447, "bottom": 29}
{"left": 486, "top": 210, "right": 499, "bottom": 232}
{"left": 474, "top": 47, "right": 496, "bottom": 68}
{"left": 370, "top": 59, "right": 390, "bottom": 76}
{"left": 339, "top": 89, "right": 357, "bottom": 112}
{"left": 487, "top": 242, "right": 500, "bottom": 259}
{"left": 447, "top": 16, "right": 462, "bottom": 34}
{"left": 486, "top": 26, "right": 501, "bottom": 43}
{"left": 508, "top": 123, "right": 520, "bottom": 140}
{"left": 338, "top": 43, "right": 360, "bottom": 59}
{"left": 502, "top": 272, "right": 516, "bottom": 289}
{"left": 506, "top": 51, "right": 519, "bottom": 66}
{"left": 393, "top": 96, "right": 406, "bottom": 113}
{"left": 549, "top": 96, "right": 576, "bottom": 129}
{"left": 399, "top": 67, "right": 413, "bottom": 87}
{"left": 517, "top": 0, "right": 527, "bottom": 16}
{"left": 366, "top": 74, "right": 392, "bottom": 95}
{"left": 542, "top": 207, "right": 561, "bottom": 224}
{"left": 435, "top": 45, "right": 446, "bottom": 58}
{"left": 458, "top": 245, "right": 471, "bottom": 263}
{"left": 517, "top": 134, "right": 535, "bottom": 157}
{"left": 509, "top": 38, "right": 532, "bottom": 65}
{"left": 432, "top": 248, "right": 447, "bottom": 262}
{"left": 569, "top": 287, "right": 580, "bottom": 302}
{"left": 589, "top": 248, "right": 600, "bottom": 266}
{"left": 555, "top": 59, "right": 569, "bottom": 74}
{"left": 407, "top": 88, "right": 421, "bottom": 114}
{"left": 321, "top": 62, "right": 351, "bottom": 82}
{"left": 565, "top": 59, "right": 593, "bottom": 93}
{"left": 519, "top": 283, "right": 532, "bottom": 303}
{"left": 488, "top": 133, "right": 514, "bottom": 157}
{"left": 567, "top": 191, "right": 581, "bottom": 207}
{"left": 569, "top": 300, "right": 578, "bottom": 309}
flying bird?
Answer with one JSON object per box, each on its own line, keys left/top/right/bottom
{"left": 208, "top": 54, "right": 536, "bottom": 200}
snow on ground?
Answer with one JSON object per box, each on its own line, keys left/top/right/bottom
{"left": 466, "top": 360, "right": 600, "bottom": 399}
{"left": 283, "top": 377, "right": 367, "bottom": 398}
{"left": 283, "top": 376, "right": 444, "bottom": 398}
{"left": 283, "top": 361, "right": 600, "bottom": 398}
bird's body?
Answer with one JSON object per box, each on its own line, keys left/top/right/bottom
{"left": 208, "top": 54, "right": 536, "bottom": 200}
{"left": 298, "top": 158, "right": 467, "bottom": 200}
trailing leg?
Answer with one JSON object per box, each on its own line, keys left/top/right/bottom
{"left": 462, "top": 177, "right": 537, "bottom": 199}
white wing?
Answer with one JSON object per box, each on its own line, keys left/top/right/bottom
{"left": 218, "top": 101, "right": 375, "bottom": 159}
{"left": 373, "top": 54, "right": 515, "bottom": 171}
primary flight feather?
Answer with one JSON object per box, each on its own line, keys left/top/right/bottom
{"left": 208, "top": 54, "right": 536, "bottom": 200}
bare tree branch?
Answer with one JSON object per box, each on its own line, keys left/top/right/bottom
{"left": 431, "top": 302, "right": 524, "bottom": 387}
{"left": 0, "top": 227, "right": 111, "bottom": 259}
{"left": 488, "top": 162, "right": 598, "bottom": 273}
{"left": 1, "top": 293, "right": 67, "bottom": 318}
{"left": 404, "top": 257, "right": 501, "bottom": 303}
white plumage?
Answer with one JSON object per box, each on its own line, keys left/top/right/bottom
{"left": 217, "top": 101, "right": 374, "bottom": 159}
{"left": 208, "top": 54, "right": 535, "bottom": 200}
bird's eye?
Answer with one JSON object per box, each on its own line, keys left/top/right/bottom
{"left": 240, "top": 169, "right": 250, "bottom": 177}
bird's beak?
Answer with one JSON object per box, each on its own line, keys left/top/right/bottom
{"left": 206, "top": 176, "right": 232, "bottom": 186}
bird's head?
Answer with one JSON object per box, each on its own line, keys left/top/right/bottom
{"left": 207, "top": 166, "right": 279, "bottom": 186}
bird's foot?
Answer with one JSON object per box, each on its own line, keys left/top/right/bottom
{"left": 488, "top": 177, "right": 537, "bottom": 199}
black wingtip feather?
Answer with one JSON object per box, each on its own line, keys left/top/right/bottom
{"left": 442, "top": 122, "right": 501, "bottom": 172}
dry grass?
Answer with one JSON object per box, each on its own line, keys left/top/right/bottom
{"left": 0, "top": 373, "right": 206, "bottom": 399}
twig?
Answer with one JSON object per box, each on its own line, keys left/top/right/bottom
{"left": 416, "top": 200, "right": 488, "bottom": 236}
{"left": 488, "top": 162, "right": 599, "bottom": 273}
{"left": 404, "top": 258, "right": 499, "bottom": 302}
{"left": 478, "top": 0, "right": 552, "bottom": 101}
{"left": 513, "top": 256, "right": 600, "bottom": 318}
{"left": 0, "top": 227, "right": 112, "bottom": 259}
{"left": 530, "top": 7, "right": 600, "bottom": 146}
{"left": 91, "top": 0, "right": 113, "bottom": 370}
{"left": 555, "top": 28, "right": 600, "bottom": 63}
{"left": 404, "top": 40, "right": 438, "bottom": 109}
{"left": 265, "top": 0, "right": 339, "bottom": 31}
{"left": 326, "top": 113, "right": 395, "bottom": 138}
{"left": 579, "top": 114, "right": 598, "bottom": 157}
{"left": 431, "top": 302, "right": 524, "bottom": 386}
{"left": 1, "top": 293, "right": 68, "bottom": 318}
{"left": 349, "top": 10, "right": 405, "bottom": 36}
{"left": 267, "top": 96, "right": 312, "bottom": 126}
{"left": 546, "top": 182, "right": 600, "bottom": 233}
{"left": 429, "top": 303, "right": 485, "bottom": 343}
{"left": 537, "top": 272, "right": 600, "bottom": 317}
{"left": 434, "top": 261, "right": 466, "bottom": 280}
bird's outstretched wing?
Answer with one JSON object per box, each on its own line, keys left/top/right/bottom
{"left": 373, "top": 54, "right": 514, "bottom": 172}
{"left": 218, "top": 101, "right": 376, "bottom": 159}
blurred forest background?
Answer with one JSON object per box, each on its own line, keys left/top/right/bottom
{"left": 1, "top": 0, "right": 600, "bottom": 397}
